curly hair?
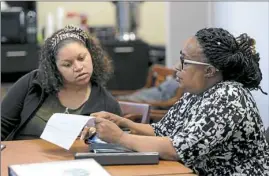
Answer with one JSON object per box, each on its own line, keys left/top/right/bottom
{"left": 195, "top": 27, "right": 267, "bottom": 94}
{"left": 38, "top": 25, "right": 114, "bottom": 94}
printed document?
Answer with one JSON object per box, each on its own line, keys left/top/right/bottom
{"left": 40, "top": 113, "right": 95, "bottom": 150}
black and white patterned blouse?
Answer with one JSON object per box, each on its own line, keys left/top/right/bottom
{"left": 151, "top": 81, "right": 269, "bottom": 176}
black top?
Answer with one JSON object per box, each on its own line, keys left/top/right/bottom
{"left": 1, "top": 70, "right": 122, "bottom": 141}
{"left": 152, "top": 81, "right": 269, "bottom": 175}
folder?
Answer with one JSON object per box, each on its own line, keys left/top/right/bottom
{"left": 90, "top": 142, "right": 134, "bottom": 153}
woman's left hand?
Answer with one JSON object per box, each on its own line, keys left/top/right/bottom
{"left": 95, "top": 117, "right": 124, "bottom": 143}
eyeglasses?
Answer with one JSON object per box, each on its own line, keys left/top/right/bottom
{"left": 175, "top": 54, "right": 219, "bottom": 71}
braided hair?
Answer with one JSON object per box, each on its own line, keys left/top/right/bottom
{"left": 195, "top": 28, "right": 267, "bottom": 95}
{"left": 38, "top": 25, "right": 113, "bottom": 94}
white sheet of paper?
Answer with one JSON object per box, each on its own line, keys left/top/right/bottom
{"left": 9, "top": 159, "right": 111, "bottom": 176}
{"left": 40, "top": 113, "right": 95, "bottom": 150}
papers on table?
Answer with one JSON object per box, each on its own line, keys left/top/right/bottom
{"left": 9, "top": 159, "right": 111, "bottom": 176}
{"left": 40, "top": 113, "right": 95, "bottom": 150}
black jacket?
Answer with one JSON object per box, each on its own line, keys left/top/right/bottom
{"left": 1, "top": 70, "right": 122, "bottom": 141}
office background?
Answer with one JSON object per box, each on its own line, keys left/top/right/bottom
{"left": 37, "top": 2, "right": 166, "bottom": 46}
{"left": 1, "top": 1, "right": 268, "bottom": 127}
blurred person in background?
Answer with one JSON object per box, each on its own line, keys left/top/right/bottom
{"left": 117, "top": 77, "right": 179, "bottom": 106}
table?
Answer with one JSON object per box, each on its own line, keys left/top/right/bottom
{"left": 1, "top": 139, "right": 195, "bottom": 176}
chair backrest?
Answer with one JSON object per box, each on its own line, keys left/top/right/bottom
{"left": 119, "top": 101, "right": 150, "bottom": 124}
{"left": 145, "top": 64, "right": 176, "bottom": 88}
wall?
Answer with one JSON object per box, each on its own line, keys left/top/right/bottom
{"left": 138, "top": 2, "right": 166, "bottom": 45}
{"left": 212, "top": 2, "right": 269, "bottom": 128}
{"left": 165, "top": 2, "right": 211, "bottom": 68}
{"left": 37, "top": 2, "right": 165, "bottom": 45}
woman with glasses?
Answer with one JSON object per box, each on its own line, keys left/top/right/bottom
{"left": 82, "top": 27, "right": 269, "bottom": 175}
{"left": 1, "top": 25, "right": 122, "bottom": 141}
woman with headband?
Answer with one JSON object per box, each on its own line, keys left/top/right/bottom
{"left": 1, "top": 25, "right": 122, "bottom": 141}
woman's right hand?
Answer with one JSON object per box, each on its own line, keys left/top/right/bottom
{"left": 91, "top": 111, "right": 127, "bottom": 127}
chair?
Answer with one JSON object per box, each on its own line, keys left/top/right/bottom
{"left": 119, "top": 101, "right": 150, "bottom": 124}
{"left": 111, "top": 64, "right": 184, "bottom": 122}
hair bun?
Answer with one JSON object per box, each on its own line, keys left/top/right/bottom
{"left": 236, "top": 33, "right": 256, "bottom": 58}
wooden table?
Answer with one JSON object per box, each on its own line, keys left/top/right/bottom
{"left": 1, "top": 139, "right": 195, "bottom": 176}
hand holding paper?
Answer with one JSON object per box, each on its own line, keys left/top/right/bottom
{"left": 40, "top": 113, "right": 95, "bottom": 150}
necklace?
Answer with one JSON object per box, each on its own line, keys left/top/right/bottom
{"left": 64, "top": 101, "right": 86, "bottom": 114}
